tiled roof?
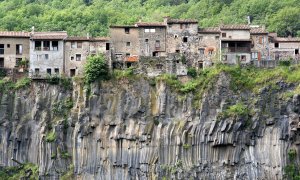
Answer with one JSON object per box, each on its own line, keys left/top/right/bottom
{"left": 220, "top": 25, "right": 251, "bottom": 30}
{"left": 66, "top": 37, "right": 109, "bottom": 41}
{"left": 274, "top": 37, "right": 300, "bottom": 42}
{"left": 0, "top": 31, "right": 30, "bottom": 37}
{"left": 31, "top": 32, "right": 68, "bottom": 40}
{"left": 135, "top": 22, "right": 166, "bottom": 27}
{"left": 167, "top": 19, "right": 198, "bottom": 24}
{"left": 198, "top": 27, "right": 220, "bottom": 33}
{"left": 250, "top": 27, "right": 268, "bottom": 34}
{"left": 110, "top": 25, "right": 136, "bottom": 28}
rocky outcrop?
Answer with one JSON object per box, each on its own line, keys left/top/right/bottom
{"left": 0, "top": 74, "right": 299, "bottom": 179}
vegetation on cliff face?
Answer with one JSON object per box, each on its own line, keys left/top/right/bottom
{"left": 0, "top": 0, "right": 299, "bottom": 37}
{"left": 0, "top": 163, "right": 39, "bottom": 180}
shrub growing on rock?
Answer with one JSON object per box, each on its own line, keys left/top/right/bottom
{"left": 84, "top": 54, "right": 109, "bottom": 84}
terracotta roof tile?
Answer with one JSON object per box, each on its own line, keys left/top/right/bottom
{"left": 110, "top": 25, "right": 136, "bottom": 28}
{"left": 198, "top": 27, "right": 220, "bottom": 33}
{"left": 0, "top": 31, "right": 30, "bottom": 37}
{"left": 167, "top": 19, "right": 198, "bottom": 24}
{"left": 250, "top": 27, "right": 268, "bottom": 34}
{"left": 220, "top": 25, "right": 250, "bottom": 30}
{"left": 66, "top": 37, "right": 109, "bottom": 41}
{"left": 135, "top": 22, "right": 166, "bottom": 27}
{"left": 31, "top": 32, "right": 68, "bottom": 40}
{"left": 274, "top": 37, "right": 300, "bottom": 42}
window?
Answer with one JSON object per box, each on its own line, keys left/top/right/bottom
{"left": 126, "top": 42, "right": 131, "bottom": 46}
{"left": 35, "top": 41, "right": 41, "bottom": 51}
{"left": 241, "top": 55, "right": 246, "bottom": 61}
{"left": 45, "top": 54, "right": 49, "bottom": 60}
{"left": 125, "top": 28, "right": 130, "bottom": 34}
{"left": 174, "top": 35, "right": 178, "bottom": 39}
{"left": 52, "top": 41, "right": 58, "bottom": 51}
{"left": 0, "top": 58, "right": 4, "bottom": 67}
{"left": 275, "top": 43, "right": 279, "bottom": 48}
{"left": 77, "top": 42, "right": 82, "bottom": 48}
{"left": 152, "top": 52, "right": 158, "bottom": 57}
{"left": 252, "top": 52, "right": 258, "bottom": 60}
{"left": 16, "top": 44, "right": 23, "bottom": 55}
{"left": 185, "top": 24, "right": 189, "bottom": 28}
{"left": 76, "top": 54, "right": 81, "bottom": 61}
{"left": 54, "top": 68, "right": 59, "bottom": 74}
{"left": 106, "top": 43, "right": 110, "bottom": 50}
{"left": 7, "top": 44, "right": 10, "bottom": 48}
{"left": 208, "top": 50, "right": 213, "bottom": 55}
{"left": 180, "top": 24, "right": 183, "bottom": 29}
{"left": 183, "top": 37, "right": 188, "bottom": 43}
{"left": 175, "top": 50, "right": 180, "bottom": 53}
{"left": 199, "top": 36, "right": 203, "bottom": 41}
{"left": 126, "top": 53, "right": 130, "bottom": 57}
{"left": 70, "top": 69, "right": 76, "bottom": 77}
{"left": 222, "top": 33, "right": 226, "bottom": 38}
{"left": 155, "top": 40, "right": 160, "bottom": 48}
{"left": 71, "top": 56, "right": 74, "bottom": 60}
{"left": 47, "top": 68, "right": 51, "bottom": 75}
{"left": 199, "top": 61, "right": 203, "bottom": 69}
{"left": 35, "top": 68, "right": 39, "bottom": 74}
{"left": 199, "top": 48, "right": 205, "bottom": 55}
{"left": 0, "top": 44, "right": 4, "bottom": 54}
{"left": 295, "top": 49, "right": 299, "bottom": 55}
{"left": 215, "top": 36, "right": 219, "bottom": 40}
{"left": 145, "top": 29, "right": 155, "bottom": 33}
{"left": 43, "top": 41, "right": 50, "bottom": 51}
{"left": 71, "top": 42, "right": 76, "bottom": 49}
{"left": 145, "top": 39, "right": 149, "bottom": 43}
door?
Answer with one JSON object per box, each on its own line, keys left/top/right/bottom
{"left": 70, "top": 69, "right": 76, "bottom": 77}
{"left": 0, "top": 58, "right": 4, "bottom": 67}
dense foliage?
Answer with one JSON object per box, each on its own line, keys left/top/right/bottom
{"left": 0, "top": 0, "right": 299, "bottom": 37}
{"left": 84, "top": 54, "right": 109, "bottom": 84}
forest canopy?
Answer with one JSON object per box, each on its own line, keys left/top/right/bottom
{"left": 0, "top": 0, "right": 299, "bottom": 37}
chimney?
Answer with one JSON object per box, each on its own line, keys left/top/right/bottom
{"left": 163, "top": 16, "right": 170, "bottom": 25}
{"left": 87, "top": 33, "right": 90, "bottom": 39}
{"left": 247, "top": 16, "right": 251, "bottom": 25}
{"left": 31, "top": 26, "right": 35, "bottom": 34}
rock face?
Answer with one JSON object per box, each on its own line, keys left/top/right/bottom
{"left": 0, "top": 74, "right": 299, "bottom": 180}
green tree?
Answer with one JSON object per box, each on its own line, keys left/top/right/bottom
{"left": 84, "top": 54, "right": 109, "bottom": 84}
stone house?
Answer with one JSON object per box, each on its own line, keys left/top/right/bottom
{"left": 220, "top": 25, "right": 252, "bottom": 64}
{"left": 64, "top": 36, "right": 110, "bottom": 77}
{"left": 29, "top": 32, "right": 67, "bottom": 78}
{"left": 164, "top": 17, "right": 199, "bottom": 66}
{"left": 250, "top": 27, "right": 270, "bottom": 61}
{"left": 0, "top": 31, "right": 30, "bottom": 69}
{"left": 198, "top": 27, "right": 220, "bottom": 69}
{"left": 269, "top": 33, "right": 300, "bottom": 61}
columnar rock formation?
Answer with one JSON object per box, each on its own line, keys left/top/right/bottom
{"left": 0, "top": 74, "right": 299, "bottom": 179}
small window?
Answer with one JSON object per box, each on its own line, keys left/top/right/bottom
{"left": 76, "top": 54, "right": 81, "bottom": 61}
{"left": 155, "top": 40, "right": 160, "bottom": 48}
{"left": 215, "top": 36, "right": 219, "bottom": 40}
{"left": 199, "top": 36, "right": 203, "bottom": 41}
{"left": 70, "top": 69, "right": 76, "bottom": 77}
{"left": 0, "top": 44, "right": 4, "bottom": 55}
{"left": 126, "top": 42, "right": 131, "bottom": 46}
{"left": 7, "top": 44, "right": 10, "bottom": 48}
{"left": 275, "top": 43, "right": 279, "bottom": 48}
{"left": 71, "top": 56, "right": 74, "bottom": 60}
{"left": 77, "top": 42, "right": 82, "bottom": 48}
{"left": 47, "top": 68, "right": 51, "bottom": 75}
{"left": 180, "top": 24, "right": 183, "bottom": 29}
{"left": 45, "top": 54, "right": 49, "bottom": 60}
{"left": 52, "top": 41, "right": 58, "bottom": 51}
{"left": 199, "top": 48, "right": 204, "bottom": 55}
{"left": 208, "top": 51, "right": 213, "bottom": 55}
{"left": 16, "top": 44, "right": 23, "bottom": 55}
{"left": 259, "top": 37, "right": 263, "bottom": 44}
{"left": 295, "top": 49, "right": 299, "bottom": 55}
{"left": 125, "top": 28, "right": 130, "bottom": 34}
{"left": 150, "top": 29, "right": 155, "bottom": 33}
{"left": 106, "top": 43, "right": 110, "bottom": 50}
{"left": 183, "top": 37, "right": 188, "bottom": 43}
{"left": 174, "top": 35, "right": 178, "bottom": 39}
{"left": 241, "top": 55, "right": 246, "bottom": 61}
{"left": 71, "top": 42, "right": 76, "bottom": 49}
{"left": 152, "top": 52, "right": 158, "bottom": 57}
{"left": 145, "top": 39, "right": 149, "bottom": 43}
{"left": 35, "top": 68, "right": 40, "bottom": 74}
{"left": 43, "top": 41, "right": 50, "bottom": 51}
{"left": 54, "top": 68, "right": 59, "bottom": 74}
{"left": 175, "top": 50, "right": 180, "bottom": 53}
{"left": 126, "top": 53, "right": 130, "bottom": 57}
{"left": 222, "top": 33, "right": 226, "bottom": 38}
{"left": 35, "top": 41, "right": 42, "bottom": 51}
{"left": 252, "top": 52, "right": 258, "bottom": 60}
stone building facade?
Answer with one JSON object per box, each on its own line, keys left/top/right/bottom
{"left": 0, "top": 32, "right": 30, "bottom": 69}
{"left": 250, "top": 27, "right": 270, "bottom": 61}
{"left": 29, "top": 32, "right": 67, "bottom": 78}
{"left": 64, "top": 37, "right": 110, "bottom": 77}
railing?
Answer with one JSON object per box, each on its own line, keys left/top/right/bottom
{"left": 227, "top": 47, "right": 251, "bottom": 53}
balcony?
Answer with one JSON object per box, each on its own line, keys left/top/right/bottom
{"left": 227, "top": 47, "right": 251, "bottom": 53}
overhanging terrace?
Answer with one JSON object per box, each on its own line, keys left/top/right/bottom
{"left": 221, "top": 40, "right": 251, "bottom": 53}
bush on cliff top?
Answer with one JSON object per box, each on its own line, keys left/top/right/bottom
{"left": 84, "top": 54, "right": 109, "bottom": 84}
